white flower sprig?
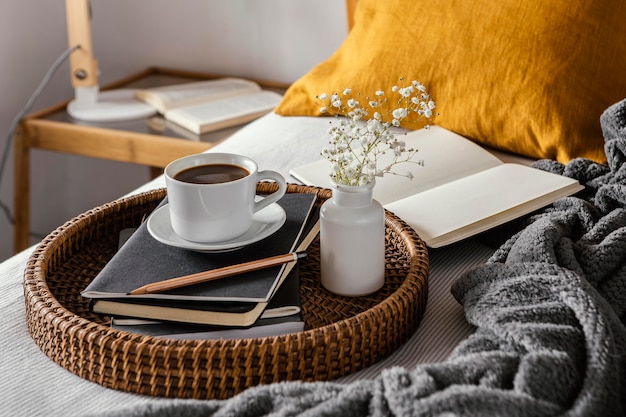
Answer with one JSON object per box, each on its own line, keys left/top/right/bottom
{"left": 317, "top": 78, "right": 436, "bottom": 186}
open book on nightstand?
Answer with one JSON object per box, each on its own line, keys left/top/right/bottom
{"left": 135, "top": 77, "right": 283, "bottom": 135}
{"left": 290, "top": 126, "right": 584, "bottom": 248}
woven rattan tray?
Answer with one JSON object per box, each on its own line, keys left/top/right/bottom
{"left": 23, "top": 184, "right": 429, "bottom": 399}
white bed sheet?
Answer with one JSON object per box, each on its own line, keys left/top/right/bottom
{"left": 0, "top": 113, "right": 500, "bottom": 416}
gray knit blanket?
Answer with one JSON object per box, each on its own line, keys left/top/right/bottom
{"left": 92, "top": 100, "right": 626, "bottom": 417}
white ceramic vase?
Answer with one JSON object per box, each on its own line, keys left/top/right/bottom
{"left": 320, "top": 180, "right": 385, "bottom": 296}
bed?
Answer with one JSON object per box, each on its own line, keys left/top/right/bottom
{"left": 2, "top": 0, "right": 626, "bottom": 416}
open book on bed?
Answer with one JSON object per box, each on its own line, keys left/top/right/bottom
{"left": 290, "top": 126, "right": 584, "bottom": 248}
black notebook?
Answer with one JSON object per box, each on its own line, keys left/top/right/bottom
{"left": 82, "top": 192, "right": 317, "bottom": 303}
{"left": 109, "top": 265, "right": 304, "bottom": 337}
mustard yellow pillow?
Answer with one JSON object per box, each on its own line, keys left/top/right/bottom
{"left": 276, "top": 0, "right": 626, "bottom": 163}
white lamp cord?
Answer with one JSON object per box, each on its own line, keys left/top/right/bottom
{"left": 0, "top": 45, "right": 79, "bottom": 233}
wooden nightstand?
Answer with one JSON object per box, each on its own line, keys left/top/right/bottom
{"left": 13, "top": 67, "right": 288, "bottom": 252}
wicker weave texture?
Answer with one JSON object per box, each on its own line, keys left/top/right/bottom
{"left": 23, "top": 184, "right": 429, "bottom": 399}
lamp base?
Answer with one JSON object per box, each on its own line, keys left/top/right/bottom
{"left": 67, "top": 88, "right": 157, "bottom": 122}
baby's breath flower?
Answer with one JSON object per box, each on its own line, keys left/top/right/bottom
{"left": 392, "top": 108, "right": 407, "bottom": 119}
{"left": 316, "top": 78, "right": 435, "bottom": 185}
{"left": 399, "top": 87, "right": 413, "bottom": 97}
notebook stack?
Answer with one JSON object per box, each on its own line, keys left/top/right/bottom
{"left": 82, "top": 192, "right": 318, "bottom": 340}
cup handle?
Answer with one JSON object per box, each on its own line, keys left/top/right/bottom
{"left": 254, "top": 170, "right": 287, "bottom": 212}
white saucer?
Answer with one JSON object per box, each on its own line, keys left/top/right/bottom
{"left": 147, "top": 203, "right": 286, "bottom": 253}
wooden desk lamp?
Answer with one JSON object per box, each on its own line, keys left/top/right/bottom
{"left": 65, "top": 0, "right": 156, "bottom": 122}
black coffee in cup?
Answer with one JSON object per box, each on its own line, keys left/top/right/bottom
{"left": 174, "top": 164, "right": 249, "bottom": 184}
{"left": 165, "top": 153, "right": 286, "bottom": 242}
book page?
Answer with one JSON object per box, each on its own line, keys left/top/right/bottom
{"left": 385, "top": 164, "right": 584, "bottom": 247}
{"left": 164, "top": 91, "right": 283, "bottom": 134}
{"left": 170, "top": 91, "right": 282, "bottom": 121}
{"left": 290, "top": 126, "right": 503, "bottom": 205}
{"left": 136, "top": 78, "right": 261, "bottom": 112}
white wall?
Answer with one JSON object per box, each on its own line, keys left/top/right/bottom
{"left": 0, "top": 0, "right": 347, "bottom": 261}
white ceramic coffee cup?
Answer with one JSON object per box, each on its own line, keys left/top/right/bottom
{"left": 164, "top": 153, "right": 286, "bottom": 243}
